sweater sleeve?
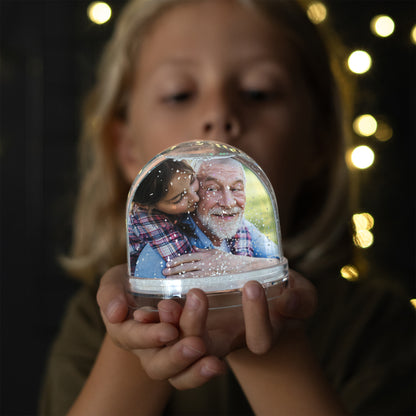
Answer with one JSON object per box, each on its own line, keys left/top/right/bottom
{"left": 38, "top": 283, "right": 105, "bottom": 416}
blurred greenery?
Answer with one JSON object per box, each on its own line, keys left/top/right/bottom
{"left": 244, "top": 168, "right": 278, "bottom": 244}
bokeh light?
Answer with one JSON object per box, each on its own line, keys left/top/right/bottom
{"left": 353, "top": 229, "right": 374, "bottom": 248}
{"left": 347, "top": 50, "right": 372, "bottom": 74}
{"left": 370, "top": 15, "right": 395, "bottom": 37}
{"left": 340, "top": 265, "right": 360, "bottom": 281}
{"left": 411, "top": 25, "right": 416, "bottom": 45}
{"left": 352, "top": 213, "right": 375, "bottom": 249}
{"left": 350, "top": 145, "right": 375, "bottom": 169}
{"left": 353, "top": 114, "right": 378, "bottom": 137}
{"left": 87, "top": 2, "right": 112, "bottom": 25}
{"left": 353, "top": 212, "right": 374, "bottom": 231}
{"left": 374, "top": 120, "right": 393, "bottom": 142}
{"left": 307, "top": 2, "right": 327, "bottom": 24}
{"left": 411, "top": 299, "right": 416, "bottom": 309}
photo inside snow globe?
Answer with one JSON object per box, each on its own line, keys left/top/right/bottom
{"left": 126, "top": 141, "right": 288, "bottom": 309}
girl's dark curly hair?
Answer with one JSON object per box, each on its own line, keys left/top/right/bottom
{"left": 133, "top": 159, "right": 194, "bottom": 207}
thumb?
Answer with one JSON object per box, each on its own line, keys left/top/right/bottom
{"left": 96, "top": 264, "right": 130, "bottom": 324}
{"left": 277, "top": 270, "right": 317, "bottom": 320}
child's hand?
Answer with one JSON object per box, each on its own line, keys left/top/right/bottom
{"left": 97, "top": 265, "right": 316, "bottom": 390}
{"left": 97, "top": 264, "right": 179, "bottom": 349}
{"left": 97, "top": 265, "right": 226, "bottom": 388}
{"left": 134, "top": 271, "right": 316, "bottom": 389}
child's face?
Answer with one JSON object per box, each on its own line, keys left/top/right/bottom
{"left": 154, "top": 171, "right": 200, "bottom": 215}
{"left": 116, "top": 0, "right": 316, "bottom": 231}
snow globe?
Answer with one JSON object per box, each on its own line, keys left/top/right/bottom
{"left": 126, "top": 140, "right": 288, "bottom": 310}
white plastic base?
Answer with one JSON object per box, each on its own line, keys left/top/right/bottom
{"left": 127, "top": 258, "right": 289, "bottom": 310}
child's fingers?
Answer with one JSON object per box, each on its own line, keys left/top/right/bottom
{"left": 158, "top": 299, "right": 183, "bottom": 325}
{"left": 270, "top": 270, "right": 317, "bottom": 320}
{"left": 278, "top": 289, "right": 317, "bottom": 320}
{"left": 242, "top": 281, "right": 273, "bottom": 355}
{"left": 168, "top": 355, "right": 227, "bottom": 390}
{"left": 108, "top": 319, "right": 179, "bottom": 350}
{"left": 179, "top": 289, "right": 209, "bottom": 337}
{"left": 97, "top": 264, "right": 130, "bottom": 324}
{"left": 133, "top": 307, "right": 160, "bottom": 323}
{"left": 140, "top": 336, "right": 206, "bottom": 381}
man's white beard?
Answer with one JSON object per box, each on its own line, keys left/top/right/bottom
{"left": 198, "top": 207, "right": 243, "bottom": 240}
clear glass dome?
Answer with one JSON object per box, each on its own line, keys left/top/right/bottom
{"left": 126, "top": 140, "right": 288, "bottom": 309}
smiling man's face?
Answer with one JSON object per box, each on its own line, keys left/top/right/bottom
{"left": 195, "top": 159, "right": 246, "bottom": 243}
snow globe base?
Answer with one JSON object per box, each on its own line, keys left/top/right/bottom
{"left": 127, "top": 259, "right": 289, "bottom": 310}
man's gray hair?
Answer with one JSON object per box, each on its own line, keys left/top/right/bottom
{"left": 192, "top": 157, "right": 246, "bottom": 183}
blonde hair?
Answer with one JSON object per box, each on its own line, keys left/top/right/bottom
{"left": 63, "top": 0, "right": 353, "bottom": 282}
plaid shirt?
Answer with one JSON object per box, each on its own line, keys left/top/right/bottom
{"left": 228, "top": 227, "right": 253, "bottom": 257}
{"left": 128, "top": 204, "right": 193, "bottom": 275}
{"left": 128, "top": 204, "right": 254, "bottom": 275}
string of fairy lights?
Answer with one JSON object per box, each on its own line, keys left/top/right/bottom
{"left": 307, "top": 1, "right": 413, "bottom": 289}
{"left": 302, "top": 3, "right": 414, "bottom": 303}
{"left": 85, "top": 1, "right": 415, "bottom": 306}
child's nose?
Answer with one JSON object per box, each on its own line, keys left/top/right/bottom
{"left": 197, "top": 90, "right": 241, "bottom": 142}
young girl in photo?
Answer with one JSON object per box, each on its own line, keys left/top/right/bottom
{"left": 128, "top": 159, "right": 199, "bottom": 276}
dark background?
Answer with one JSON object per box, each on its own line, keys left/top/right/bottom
{"left": 1, "top": 1, "right": 414, "bottom": 414}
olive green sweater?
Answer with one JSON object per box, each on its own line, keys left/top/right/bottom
{"left": 39, "top": 275, "right": 415, "bottom": 415}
